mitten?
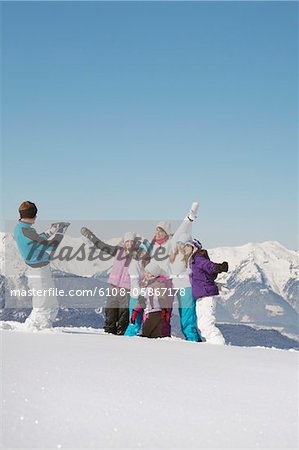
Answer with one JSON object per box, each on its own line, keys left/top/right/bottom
{"left": 48, "top": 222, "right": 70, "bottom": 236}
{"left": 214, "top": 262, "right": 229, "bottom": 274}
{"left": 187, "top": 202, "right": 199, "bottom": 221}
{"left": 221, "top": 261, "right": 229, "bottom": 272}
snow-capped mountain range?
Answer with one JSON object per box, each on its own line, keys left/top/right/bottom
{"left": 209, "top": 241, "right": 299, "bottom": 335}
{"left": 1, "top": 232, "right": 298, "bottom": 336}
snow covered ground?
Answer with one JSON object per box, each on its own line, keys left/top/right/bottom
{"left": 1, "top": 327, "right": 298, "bottom": 448}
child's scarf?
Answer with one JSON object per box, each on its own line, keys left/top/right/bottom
{"left": 153, "top": 236, "right": 169, "bottom": 246}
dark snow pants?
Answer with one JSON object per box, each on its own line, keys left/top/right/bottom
{"left": 142, "top": 311, "right": 163, "bottom": 338}
{"left": 104, "top": 288, "right": 130, "bottom": 335}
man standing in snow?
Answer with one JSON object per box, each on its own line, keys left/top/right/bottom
{"left": 14, "top": 201, "right": 68, "bottom": 330}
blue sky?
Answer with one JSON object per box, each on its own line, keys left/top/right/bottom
{"left": 1, "top": 1, "right": 298, "bottom": 249}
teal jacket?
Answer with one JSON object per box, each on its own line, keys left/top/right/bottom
{"left": 14, "top": 221, "right": 62, "bottom": 268}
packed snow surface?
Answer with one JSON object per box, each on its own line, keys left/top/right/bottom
{"left": 1, "top": 327, "right": 298, "bottom": 448}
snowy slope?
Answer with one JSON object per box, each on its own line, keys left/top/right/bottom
{"left": 1, "top": 328, "right": 298, "bottom": 448}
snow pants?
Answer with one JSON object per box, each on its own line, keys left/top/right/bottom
{"left": 196, "top": 296, "right": 225, "bottom": 345}
{"left": 25, "top": 265, "right": 59, "bottom": 330}
{"left": 124, "top": 297, "right": 143, "bottom": 337}
{"left": 160, "top": 278, "right": 174, "bottom": 338}
{"left": 177, "top": 287, "right": 201, "bottom": 342}
{"left": 142, "top": 311, "right": 163, "bottom": 339}
{"left": 104, "top": 288, "right": 130, "bottom": 335}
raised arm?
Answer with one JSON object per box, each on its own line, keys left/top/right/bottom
{"left": 81, "top": 227, "right": 118, "bottom": 257}
{"left": 22, "top": 227, "right": 63, "bottom": 249}
{"left": 170, "top": 202, "right": 199, "bottom": 252}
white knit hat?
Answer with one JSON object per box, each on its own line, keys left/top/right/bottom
{"left": 145, "top": 262, "right": 161, "bottom": 277}
{"left": 123, "top": 231, "right": 136, "bottom": 242}
{"left": 156, "top": 220, "right": 172, "bottom": 235}
{"left": 176, "top": 233, "right": 191, "bottom": 245}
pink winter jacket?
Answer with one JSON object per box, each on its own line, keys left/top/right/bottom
{"left": 108, "top": 249, "right": 132, "bottom": 289}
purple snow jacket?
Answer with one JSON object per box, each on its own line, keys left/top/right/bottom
{"left": 190, "top": 250, "right": 219, "bottom": 300}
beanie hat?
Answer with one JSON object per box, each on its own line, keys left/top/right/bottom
{"left": 145, "top": 262, "right": 161, "bottom": 278}
{"left": 156, "top": 220, "right": 172, "bottom": 236}
{"left": 138, "top": 240, "right": 152, "bottom": 254}
{"left": 123, "top": 231, "right": 136, "bottom": 242}
{"left": 176, "top": 233, "right": 191, "bottom": 245}
{"left": 186, "top": 238, "right": 202, "bottom": 250}
{"left": 19, "top": 201, "right": 38, "bottom": 219}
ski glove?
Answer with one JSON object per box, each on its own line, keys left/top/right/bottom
{"left": 47, "top": 222, "right": 70, "bottom": 237}
{"left": 214, "top": 262, "right": 229, "bottom": 274}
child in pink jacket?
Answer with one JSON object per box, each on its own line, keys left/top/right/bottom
{"left": 81, "top": 227, "right": 136, "bottom": 335}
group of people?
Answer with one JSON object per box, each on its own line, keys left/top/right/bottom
{"left": 13, "top": 201, "right": 229, "bottom": 345}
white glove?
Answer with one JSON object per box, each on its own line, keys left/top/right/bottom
{"left": 47, "top": 222, "right": 70, "bottom": 236}
{"left": 46, "top": 223, "right": 59, "bottom": 236}
{"left": 188, "top": 202, "right": 199, "bottom": 221}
